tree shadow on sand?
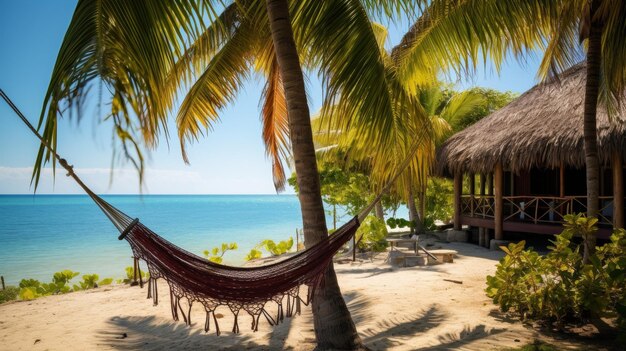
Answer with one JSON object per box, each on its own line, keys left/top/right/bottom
{"left": 360, "top": 305, "right": 447, "bottom": 349}
{"left": 416, "top": 324, "right": 507, "bottom": 350}
{"left": 97, "top": 311, "right": 301, "bottom": 351}
{"left": 96, "top": 288, "right": 507, "bottom": 350}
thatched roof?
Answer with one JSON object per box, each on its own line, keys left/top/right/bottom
{"left": 437, "top": 63, "right": 626, "bottom": 175}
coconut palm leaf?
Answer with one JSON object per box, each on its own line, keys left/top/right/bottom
{"left": 34, "top": 0, "right": 210, "bottom": 189}
{"left": 176, "top": 20, "right": 257, "bottom": 162}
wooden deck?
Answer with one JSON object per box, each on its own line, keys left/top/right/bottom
{"left": 461, "top": 215, "right": 613, "bottom": 239}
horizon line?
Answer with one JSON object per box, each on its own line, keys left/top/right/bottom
{"left": 0, "top": 193, "right": 296, "bottom": 196}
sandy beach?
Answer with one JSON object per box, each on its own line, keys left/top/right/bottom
{"left": 0, "top": 242, "right": 610, "bottom": 350}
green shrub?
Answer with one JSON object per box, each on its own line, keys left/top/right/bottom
{"left": 203, "top": 242, "right": 238, "bottom": 264}
{"left": 244, "top": 248, "right": 263, "bottom": 261}
{"left": 257, "top": 238, "right": 293, "bottom": 256}
{"left": 120, "top": 266, "right": 150, "bottom": 284}
{"left": 357, "top": 216, "right": 388, "bottom": 252}
{"left": 426, "top": 177, "right": 454, "bottom": 223}
{"left": 486, "top": 214, "right": 626, "bottom": 333}
{"left": 386, "top": 217, "right": 415, "bottom": 230}
{"left": 11, "top": 270, "right": 114, "bottom": 301}
{"left": 99, "top": 278, "right": 113, "bottom": 286}
{"left": 0, "top": 286, "right": 19, "bottom": 303}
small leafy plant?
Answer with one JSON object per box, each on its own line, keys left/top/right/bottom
{"left": 244, "top": 238, "right": 294, "bottom": 261}
{"left": 18, "top": 270, "right": 79, "bottom": 300}
{"left": 17, "top": 270, "right": 114, "bottom": 300}
{"left": 257, "top": 238, "right": 293, "bottom": 256}
{"left": 203, "top": 242, "right": 238, "bottom": 264}
{"left": 120, "top": 266, "right": 150, "bottom": 284}
{"left": 244, "top": 248, "right": 262, "bottom": 261}
{"left": 0, "top": 286, "right": 19, "bottom": 304}
{"left": 357, "top": 216, "right": 388, "bottom": 252}
{"left": 74, "top": 274, "right": 113, "bottom": 290}
{"left": 486, "top": 214, "right": 626, "bottom": 334}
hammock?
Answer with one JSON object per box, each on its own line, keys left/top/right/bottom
{"left": 1, "top": 89, "right": 417, "bottom": 335}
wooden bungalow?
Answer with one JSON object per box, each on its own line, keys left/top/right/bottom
{"left": 437, "top": 63, "right": 626, "bottom": 244}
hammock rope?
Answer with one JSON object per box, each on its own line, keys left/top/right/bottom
{"left": 1, "top": 88, "right": 424, "bottom": 335}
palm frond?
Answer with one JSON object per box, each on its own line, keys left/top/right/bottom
{"left": 260, "top": 55, "right": 291, "bottom": 192}
{"left": 176, "top": 22, "right": 256, "bottom": 163}
{"left": 36, "top": 0, "right": 209, "bottom": 189}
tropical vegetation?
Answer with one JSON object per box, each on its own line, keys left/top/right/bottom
{"left": 15, "top": 270, "right": 113, "bottom": 301}
{"left": 395, "top": 0, "right": 626, "bottom": 262}
{"left": 26, "top": 0, "right": 626, "bottom": 348}
{"left": 32, "top": 1, "right": 427, "bottom": 347}
{"left": 487, "top": 215, "right": 626, "bottom": 334}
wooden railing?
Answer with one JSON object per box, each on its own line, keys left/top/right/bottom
{"left": 461, "top": 195, "right": 617, "bottom": 226}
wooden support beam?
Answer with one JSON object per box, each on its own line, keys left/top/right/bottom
{"left": 479, "top": 174, "right": 486, "bottom": 246}
{"left": 494, "top": 162, "right": 504, "bottom": 240}
{"left": 480, "top": 174, "right": 486, "bottom": 196}
{"left": 454, "top": 173, "right": 462, "bottom": 230}
{"left": 613, "top": 151, "right": 624, "bottom": 229}
{"left": 469, "top": 173, "right": 475, "bottom": 217}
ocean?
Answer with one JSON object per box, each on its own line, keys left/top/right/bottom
{"left": 0, "top": 194, "right": 331, "bottom": 286}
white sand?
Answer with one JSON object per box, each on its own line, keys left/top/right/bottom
{"left": 0, "top": 243, "right": 600, "bottom": 350}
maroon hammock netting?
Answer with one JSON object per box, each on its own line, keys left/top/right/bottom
{"left": 1, "top": 88, "right": 419, "bottom": 336}
{"left": 122, "top": 215, "right": 360, "bottom": 335}
{"left": 64, "top": 176, "right": 364, "bottom": 336}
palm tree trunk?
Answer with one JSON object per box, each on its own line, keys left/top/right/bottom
{"left": 265, "top": 0, "right": 362, "bottom": 349}
{"left": 418, "top": 182, "right": 426, "bottom": 225}
{"left": 407, "top": 186, "right": 422, "bottom": 234}
{"left": 375, "top": 200, "right": 385, "bottom": 221}
{"left": 582, "top": 0, "right": 603, "bottom": 263}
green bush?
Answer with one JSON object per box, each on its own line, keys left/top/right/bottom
{"left": 244, "top": 248, "right": 262, "bottom": 261}
{"left": 0, "top": 286, "right": 19, "bottom": 304}
{"left": 357, "top": 216, "right": 388, "bottom": 252}
{"left": 257, "top": 238, "right": 293, "bottom": 256}
{"left": 74, "top": 274, "right": 111, "bottom": 290}
{"left": 486, "top": 214, "right": 626, "bottom": 332}
{"left": 120, "top": 266, "right": 150, "bottom": 284}
{"left": 10, "top": 270, "right": 114, "bottom": 301}
{"left": 425, "top": 177, "right": 454, "bottom": 223}
{"left": 386, "top": 217, "right": 414, "bottom": 229}
{"left": 203, "top": 242, "right": 238, "bottom": 264}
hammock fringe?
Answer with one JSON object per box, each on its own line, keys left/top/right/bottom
{"left": 141, "top": 267, "right": 322, "bottom": 335}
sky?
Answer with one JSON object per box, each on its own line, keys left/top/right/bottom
{"left": 0, "top": 1, "right": 541, "bottom": 195}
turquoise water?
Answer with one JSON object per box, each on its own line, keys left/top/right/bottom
{"left": 0, "top": 195, "right": 331, "bottom": 286}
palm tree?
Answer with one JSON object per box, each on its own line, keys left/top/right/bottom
{"left": 394, "top": 0, "right": 626, "bottom": 261}
{"left": 32, "top": 0, "right": 417, "bottom": 348}
{"left": 312, "top": 25, "right": 487, "bottom": 234}
{"left": 412, "top": 84, "right": 487, "bottom": 229}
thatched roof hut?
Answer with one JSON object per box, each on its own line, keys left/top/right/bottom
{"left": 437, "top": 63, "right": 626, "bottom": 175}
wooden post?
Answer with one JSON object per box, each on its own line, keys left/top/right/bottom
{"left": 454, "top": 173, "right": 463, "bottom": 230}
{"left": 1, "top": 276, "right": 4, "bottom": 290}
{"left": 495, "top": 162, "right": 504, "bottom": 240}
{"left": 479, "top": 173, "right": 487, "bottom": 247}
{"left": 469, "top": 173, "right": 475, "bottom": 217}
{"left": 613, "top": 151, "right": 624, "bottom": 229}
{"left": 296, "top": 229, "right": 299, "bottom": 251}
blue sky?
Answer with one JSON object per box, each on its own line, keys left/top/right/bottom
{"left": 0, "top": 1, "right": 541, "bottom": 195}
